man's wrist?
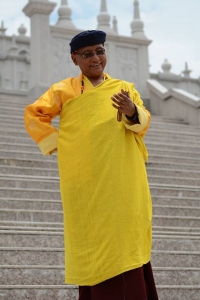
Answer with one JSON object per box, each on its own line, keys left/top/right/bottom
{"left": 125, "top": 109, "right": 139, "bottom": 123}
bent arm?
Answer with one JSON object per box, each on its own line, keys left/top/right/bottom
{"left": 24, "top": 85, "right": 61, "bottom": 155}
{"left": 122, "top": 88, "right": 150, "bottom": 136}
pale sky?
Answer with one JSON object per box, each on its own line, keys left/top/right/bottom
{"left": 1, "top": 0, "right": 199, "bottom": 78}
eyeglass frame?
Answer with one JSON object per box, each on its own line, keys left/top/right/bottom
{"left": 74, "top": 48, "right": 106, "bottom": 59}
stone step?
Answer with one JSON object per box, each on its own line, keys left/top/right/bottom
{"left": 1, "top": 120, "right": 199, "bottom": 141}
{"left": 0, "top": 122, "right": 28, "bottom": 129}
{"left": 0, "top": 165, "right": 59, "bottom": 177}
{"left": 1, "top": 174, "right": 60, "bottom": 182}
{"left": 0, "top": 220, "right": 63, "bottom": 229}
{"left": 153, "top": 225, "right": 200, "bottom": 236}
{"left": 149, "top": 175, "right": 200, "bottom": 186}
{"left": 1, "top": 107, "right": 197, "bottom": 131}
{"left": 0, "top": 284, "right": 200, "bottom": 300}
{"left": 0, "top": 198, "right": 62, "bottom": 211}
{"left": 0, "top": 265, "right": 199, "bottom": 287}
{"left": 1, "top": 172, "right": 200, "bottom": 189}
{"left": 1, "top": 149, "right": 200, "bottom": 165}
{"left": 0, "top": 247, "right": 65, "bottom": 266}
{"left": 2, "top": 156, "right": 199, "bottom": 174}
{"left": 153, "top": 229, "right": 200, "bottom": 235}
{"left": 1, "top": 196, "right": 199, "bottom": 211}
{"left": 147, "top": 127, "right": 200, "bottom": 137}
{"left": 0, "top": 107, "right": 186, "bottom": 121}
{"left": 147, "top": 160, "right": 200, "bottom": 171}
{"left": 0, "top": 231, "right": 64, "bottom": 248}
{"left": 0, "top": 135, "right": 34, "bottom": 145}
{"left": 153, "top": 205, "right": 200, "bottom": 217}
{"left": 1, "top": 222, "right": 199, "bottom": 236}
{"left": 0, "top": 209, "right": 63, "bottom": 223}
{"left": 147, "top": 167, "right": 200, "bottom": 179}
{"left": 2, "top": 138, "right": 200, "bottom": 152}
{"left": 149, "top": 154, "right": 200, "bottom": 164}
{"left": 0, "top": 149, "right": 57, "bottom": 161}
{"left": 1, "top": 230, "right": 200, "bottom": 251}
{"left": 148, "top": 148, "right": 200, "bottom": 157}
{"left": 0, "top": 143, "right": 39, "bottom": 152}
{"left": 0, "top": 93, "right": 30, "bottom": 100}
{"left": 146, "top": 141, "right": 200, "bottom": 152}
{"left": 0, "top": 207, "right": 200, "bottom": 228}
{"left": 156, "top": 285, "right": 200, "bottom": 300}
{"left": 0, "top": 247, "right": 199, "bottom": 268}
{"left": 1, "top": 218, "right": 199, "bottom": 232}
{"left": 151, "top": 250, "right": 200, "bottom": 268}
{"left": 0, "top": 177, "right": 59, "bottom": 190}
{"left": 0, "top": 187, "right": 60, "bottom": 200}
{"left": 152, "top": 195, "right": 200, "bottom": 207}
{"left": 0, "top": 117, "right": 59, "bottom": 128}
{"left": 2, "top": 166, "right": 200, "bottom": 184}
{"left": 2, "top": 142, "right": 200, "bottom": 161}
{"left": 0, "top": 150, "right": 58, "bottom": 161}
{"left": 1, "top": 183, "right": 199, "bottom": 200}
{"left": 150, "top": 116, "right": 190, "bottom": 124}
{"left": 2, "top": 117, "right": 199, "bottom": 137}
{"left": 2, "top": 121, "right": 198, "bottom": 143}
{"left": 146, "top": 135, "right": 200, "bottom": 145}
{"left": 0, "top": 285, "right": 78, "bottom": 300}
{"left": 0, "top": 163, "right": 198, "bottom": 183}
{"left": 0, "top": 116, "right": 59, "bottom": 127}
{"left": 153, "top": 237, "right": 200, "bottom": 251}
{"left": 1, "top": 201, "right": 199, "bottom": 224}
{"left": 0, "top": 157, "right": 58, "bottom": 168}
{"left": 0, "top": 106, "right": 26, "bottom": 114}
{"left": 153, "top": 215, "right": 200, "bottom": 228}
{"left": 150, "top": 184, "right": 200, "bottom": 198}
{"left": 0, "top": 129, "right": 34, "bottom": 137}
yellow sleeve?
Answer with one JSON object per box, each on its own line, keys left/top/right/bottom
{"left": 122, "top": 86, "right": 151, "bottom": 137}
{"left": 24, "top": 76, "right": 82, "bottom": 155}
{"left": 24, "top": 85, "right": 62, "bottom": 155}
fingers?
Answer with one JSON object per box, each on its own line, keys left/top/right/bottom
{"left": 111, "top": 90, "right": 130, "bottom": 110}
{"left": 121, "top": 89, "right": 130, "bottom": 97}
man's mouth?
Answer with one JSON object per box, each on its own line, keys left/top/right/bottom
{"left": 91, "top": 63, "right": 101, "bottom": 67}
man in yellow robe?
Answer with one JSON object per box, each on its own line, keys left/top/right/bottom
{"left": 24, "top": 30, "right": 158, "bottom": 300}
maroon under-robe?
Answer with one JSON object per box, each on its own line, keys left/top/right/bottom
{"left": 79, "top": 262, "right": 159, "bottom": 300}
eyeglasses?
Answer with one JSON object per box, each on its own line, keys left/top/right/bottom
{"left": 74, "top": 49, "right": 106, "bottom": 59}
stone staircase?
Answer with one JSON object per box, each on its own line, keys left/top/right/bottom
{"left": 0, "top": 93, "right": 200, "bottom": 300}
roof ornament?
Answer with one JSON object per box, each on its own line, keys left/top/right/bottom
{"left": 18, "top": 24, "right": 27, "bottom": 36}
{"left": 130, "top": 0, "right": 147, "bottom": 39}
{"left": 182, "top": 62, "right": 192, "bottom": 78}
{"left": 112, "top": 16, "right": 118, "bottom": 34}
{"left": 56, "top": 0, "right": 76, "bottom": 29}
{"left": 162, "top": 59, "right": 172, "bottom": 73}
{"left": 0, "top": 21, "right": 7, "bottom": 36}
{"left": 97, "top": 0, "right": 116, "bottom": 35}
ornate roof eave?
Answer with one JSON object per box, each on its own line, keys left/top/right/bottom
{"left": 50, "top": 26, "right": 81, "bottom": 36}
{"left": 106, "top": 33, "right": 152, "bottom": 46}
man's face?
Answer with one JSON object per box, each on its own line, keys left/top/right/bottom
{"left": 71, "top": 44, "right": 107, "bottom": 79}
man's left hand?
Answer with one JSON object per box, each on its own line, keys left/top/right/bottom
{"left": 111, "top": 89, "right": 136, "bottom": 117}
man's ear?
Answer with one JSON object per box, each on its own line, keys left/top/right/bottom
{"left": 71, "top": 53, "right": 78, "bottom": 65}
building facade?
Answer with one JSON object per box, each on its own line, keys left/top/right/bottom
{"left": 0, "top": 0, "right": 199, "bottom": 124}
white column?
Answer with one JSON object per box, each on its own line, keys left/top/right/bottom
{"left": 23, "top": 0, "right": 56, "bottom": 97}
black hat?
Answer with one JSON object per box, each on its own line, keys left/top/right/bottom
{"left": 69, "top": 30, "right": 106, "bottom": 53}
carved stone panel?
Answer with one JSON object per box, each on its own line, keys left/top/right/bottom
{"left": 4, "top": 60, "right": 12, "bottom": 89}
{"left": 115, "top": 46, "right": 138, "bottom": 86}
{"left": 52, "top": 36, "right": 79, "bottom": 83}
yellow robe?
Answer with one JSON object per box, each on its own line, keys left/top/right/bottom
{"left": 24, "top": 73, "right": 152, "bottom": 286}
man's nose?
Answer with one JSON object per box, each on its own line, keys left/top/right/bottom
{"left": 91, "top": 53, "right": 100, "bottom": 60}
